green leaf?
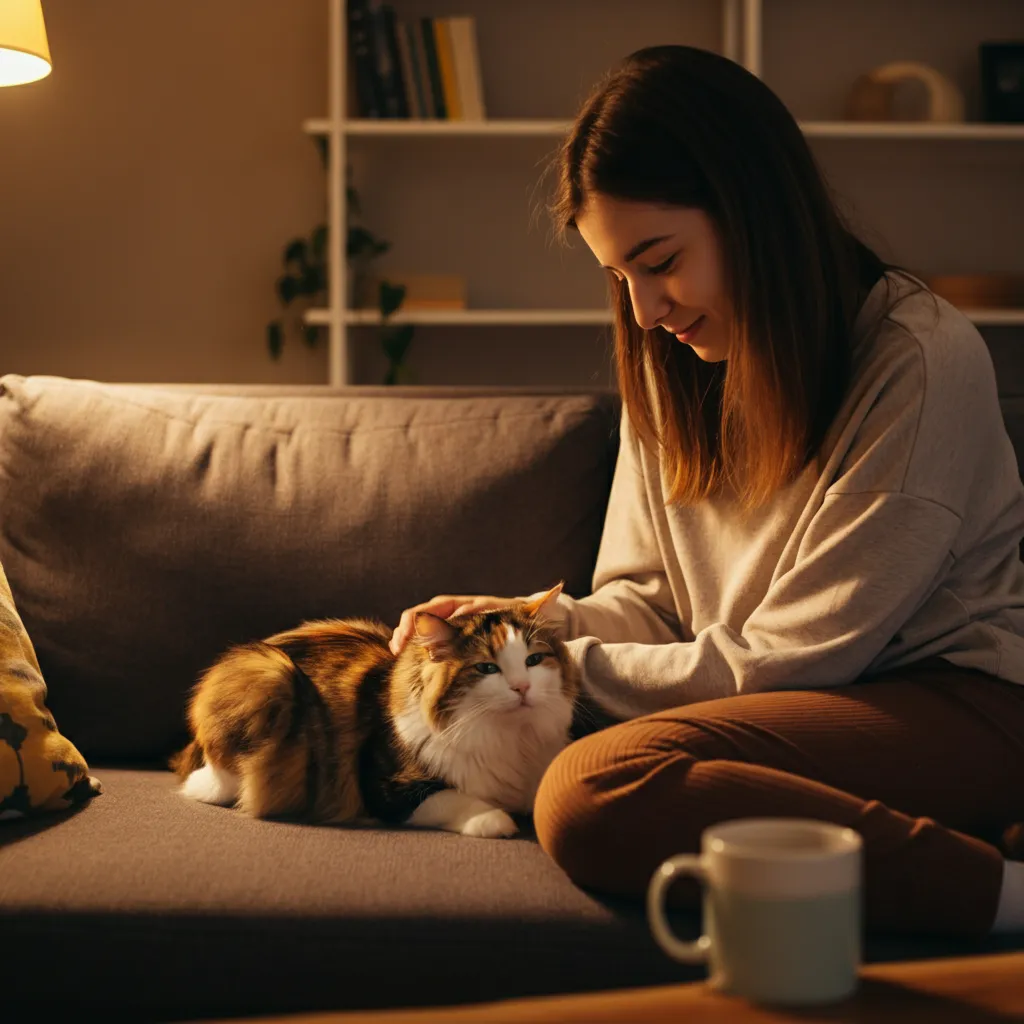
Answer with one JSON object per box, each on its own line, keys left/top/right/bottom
{"left": 311, "top": 224, "right": 328, "bottom": 262}
{"left": 315, "top": 136, "right": 329, "bottom": 169}
{"left": 301, "top": 265, "right": 322, "bottom": 295}
{"left": 267, "top": 321, "right": 283, "bottom": 359}
{"left": 303, "top": 324, "right": 321, "bottom": 348}
{"left": 379, "top": 281, "right": 407, "bottom": 319}
{"left": 277, "top": 274, "right": 301, "bottom": 305}
{"left": 381, "top": 322, "right": 414, "bottom": 361}
{"left": 283, "top": 239, "right": 308, "bottom": 271}
{"left": 346, "top": 184, "right": 361, "bottom": 215}
{"left": 347, "top": 226, "right": 380, "bottom": 259}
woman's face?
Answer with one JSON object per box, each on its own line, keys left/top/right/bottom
{"left": 575, "top": 194, "right": 731, "bottom": 362}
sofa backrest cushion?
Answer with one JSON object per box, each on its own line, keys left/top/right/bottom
{"left": 0, "top": 377, "right": 620, "bottom": 760}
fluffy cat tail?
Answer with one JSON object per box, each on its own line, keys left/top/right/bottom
{"left": 169, "top": 738, "right": 204, "bottom": 779}
{"left": 203, "top": 642, "right": 331, "bottom": 819}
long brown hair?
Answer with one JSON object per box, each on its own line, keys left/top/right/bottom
{"left": 550, "top": 45, "right": 890, "bottom": 509}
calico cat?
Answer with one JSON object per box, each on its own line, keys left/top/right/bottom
{"left": 170, "top": 584, "right": 578, "bottom": 838}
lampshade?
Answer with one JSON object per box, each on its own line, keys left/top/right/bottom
{"left": 0, "top": 0, "right": 52, "bottom": 87}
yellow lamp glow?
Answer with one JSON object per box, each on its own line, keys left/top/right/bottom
{"left": 0, "top": 0, "right": 51, "bottom": 87}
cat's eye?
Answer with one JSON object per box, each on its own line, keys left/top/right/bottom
{"left": 525, "top": 652, "right": 547, "bottom": 668}
{"left": 474, "top": 662, "right": 501, "bottom": 675}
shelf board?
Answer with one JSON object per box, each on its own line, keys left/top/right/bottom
{"left": 304, "top": 117, "right": 570, "bottom": 137}
{"left": 303, "top": 118, "right": 1024, "bottom": 141}
{"left": 303, "top": 308, "right": 1024, "bottom": 328}
{"left": 965, "top": 309, "right": 1024, "bottom": 326}
{"left": 801, "top": 121, "right": 1024, "bottom": 140}
{"left": 305, "top": 308, "right": 612, "bottom": 327}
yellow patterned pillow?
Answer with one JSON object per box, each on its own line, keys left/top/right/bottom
{"left": 0, "top": 561, "right": 100, "bottom": 819}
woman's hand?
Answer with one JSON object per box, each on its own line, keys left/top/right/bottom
{"left": 389, "top": 594, "right": 516, "bottom": 655}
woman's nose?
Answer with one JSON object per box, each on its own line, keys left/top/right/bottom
{"left": 628, "top": 279, "right": 672, "bottom": 332}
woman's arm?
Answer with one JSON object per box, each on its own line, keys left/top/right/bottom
{"left": 565, "top": 488, "right": 962, "bottom": 719}
{"left": 550, "top": 409, "right": 682, "bottom": 647}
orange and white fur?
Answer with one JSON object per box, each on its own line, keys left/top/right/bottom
{"left": 171, "top": 584, "right": 579, "bottom": 838}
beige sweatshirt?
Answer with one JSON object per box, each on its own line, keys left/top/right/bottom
{"left": 552, "top": 274, "right": 1024, "bottom": 720}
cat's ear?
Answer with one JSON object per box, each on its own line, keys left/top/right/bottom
{"left": 413, "top": 612, "right": 459, "bottom": 662}
{"left": 521, "top": 581, "right": 564, "bottom": 620}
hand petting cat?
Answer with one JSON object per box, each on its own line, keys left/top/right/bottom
{"left": 390, "top": 593, "right": 520, "bottom": 654}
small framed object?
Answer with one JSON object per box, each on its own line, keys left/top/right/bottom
{"left": 979, "top": 42, "right": 1024, "bottom": 123}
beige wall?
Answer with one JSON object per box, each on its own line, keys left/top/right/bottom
{"left": 0, "top": 0, "right": 330, "bottom": 384}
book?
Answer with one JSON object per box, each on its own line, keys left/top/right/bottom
{"left": 357, "top": 273, "right": 467, "bottom": 311}
{"left": 370, "top": 2, "right": 408, "bottom": 118}
{"left": 419, "top": 17, "right": 447, "bottom": 119}
{"left": 447, "top": 16, "right": 486, "bottom": 121}
{"left": 433, "top": 18, "right": 463, "bottom": 120}
{"left": 393, "top": 19, "right": 421, "bottom": 118}
{"left": 347, "top": 0, "right": 384, "bottom": 118}
{"left": 405, "top": 20, "right": 434, "bottom": 118}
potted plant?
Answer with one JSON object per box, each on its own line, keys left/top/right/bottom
{"left": 266, "top": 145, "right": 415, "bottom": 385}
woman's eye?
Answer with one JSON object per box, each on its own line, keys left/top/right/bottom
{"left": 646, "top": 254, "right": 677, "bottom": 275}
{"left": 475, "top": 662, "right": 500, "bottom": 675}
{"left": 525, "top": 652, "right": 547, "bottom": 667}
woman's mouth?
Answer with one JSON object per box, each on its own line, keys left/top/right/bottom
{"left": 673, "top": 316, "right": 706, "bottom": 343}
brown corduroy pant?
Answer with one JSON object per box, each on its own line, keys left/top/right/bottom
{"left": 533, "top": 658, "right": 1024, "bottom": 937}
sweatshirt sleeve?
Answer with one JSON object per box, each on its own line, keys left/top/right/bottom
{"left": 565, "top": 490, "right": 962, "bottom": 719}
{"left": 549, "top": 410, "right": 682, "bottom": 647}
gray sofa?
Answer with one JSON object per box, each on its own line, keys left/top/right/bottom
{"left": 1, "top": 372, "right": 1023, "bottom": 1023}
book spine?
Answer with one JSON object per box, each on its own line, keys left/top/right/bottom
{"left": 447, "top": 16, "right": 486, "bottom": 121}
{"left": 419, "top": 17, "right": 447, "bottom": 120}
{"left": 394, "top": 20, "right": 421, "bottom": 119}
{"left": 404, "top": 20, "right": 432, "bottom": 118}
{"left": 380, "top": 5, "right": 410, "bottom": 118}
{"left": 347, "top": 0, "right": 384, "bottom": 118}
{"left": 365, "top": 0, "right": 400, "bottom": 118}
{"left": 433, "top": 17, "right": 462, "bottom": 120}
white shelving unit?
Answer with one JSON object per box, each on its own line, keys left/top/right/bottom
{"left": 308, "top": 0, "right": 1024, "bottom": 385}
{"left": 304, "top": 116, "right": 1024, "bottom": 141}
{"left": 305, "top": 306, "right": 1024, "bottom": 328}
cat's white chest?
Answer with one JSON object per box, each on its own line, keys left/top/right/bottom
{"left": 395, "top": 701, "right": 571, "bottom": 814}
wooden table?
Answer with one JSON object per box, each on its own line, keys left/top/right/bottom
{"left": 205, "top": 951, "right": 1024, "bottom": 1023}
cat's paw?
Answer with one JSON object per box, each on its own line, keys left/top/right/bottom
{"left": 460, "top": 808, "right": 518, "bottom": 839}
{"left": 181, "top": 764, "right": 239, "bottom": 806}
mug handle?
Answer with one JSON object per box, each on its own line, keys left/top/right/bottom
{"left": 647, "top": 854, "right": 713, "bottom": 964}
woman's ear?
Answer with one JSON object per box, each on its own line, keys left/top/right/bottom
{"left": 521, "top": 581, "right": 564, "bottom": 620}
{"left": 412, "top": 612, "right": 459, "bottom": 662}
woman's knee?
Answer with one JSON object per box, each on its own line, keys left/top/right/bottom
{"left": 533, "top": 733, "right": 605, "bottom": 882}
{"left": 534, "top": 718, "right": 703, "bottom": 891}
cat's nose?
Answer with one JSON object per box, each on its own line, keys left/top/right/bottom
{"left": 509, "top": 679, "right": 531, "bottom": 697}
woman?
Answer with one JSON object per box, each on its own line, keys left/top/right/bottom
{"left": 390, "top": 45, "right": 1024, "bottom": 937}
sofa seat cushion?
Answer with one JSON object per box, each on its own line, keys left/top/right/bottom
{"left": 0, "top": 768, "right": 698, "bottom": 1021}
{"left": 2, "top": 770, "right": 1023, "bottom": 1022}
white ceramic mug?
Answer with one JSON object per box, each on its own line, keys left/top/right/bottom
{"left": 647, "top": 818, "right": 863, "bottom": 1006}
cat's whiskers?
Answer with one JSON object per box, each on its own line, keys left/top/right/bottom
{"left": 432, "top": 702, "right": 491, "bottom": 750}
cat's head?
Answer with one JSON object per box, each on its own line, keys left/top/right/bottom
{"left": 400, "top": 583, "right": 579, "bottom": 736}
